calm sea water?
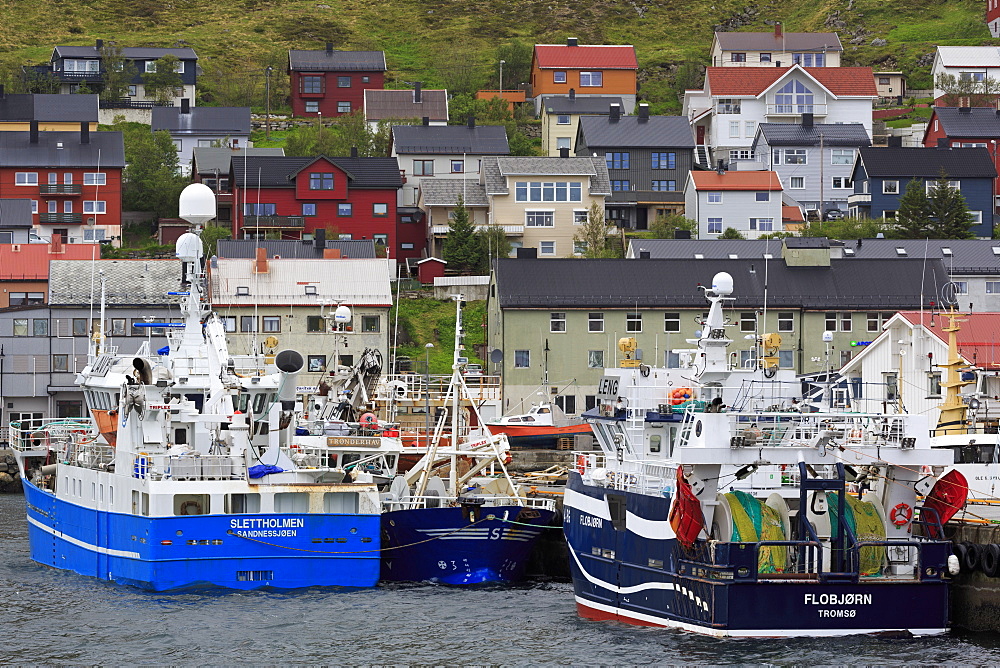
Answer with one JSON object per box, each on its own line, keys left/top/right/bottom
{"left": 3, "top": 493, "right": 1000, "bottom": 665}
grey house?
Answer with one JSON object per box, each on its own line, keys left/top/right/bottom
{"left": 0, "top": 199, "right": 34, "bottom": 244}
{"left": 575, "top": 103, "right": 695, "bottom": 228}
{"left": 0, "top": 91, "right": 98, "bottom": 128}
{"left": 216, "top": 236, "right": 377, "bottom": 259}
{"left": 152, "top": 102, "right": 252, "bottom": 175}
{"left": 752, "top": 117, "right": 871, "bottom": 216}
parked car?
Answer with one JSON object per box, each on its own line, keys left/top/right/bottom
{"left": 464, "top": 364, "right": 483, "bottom": 376}
{"left": 29, "top": 231, "right": 50, "bottom": 244}
{"left": 824, "top": 209, "right": 845, "bottom": 221}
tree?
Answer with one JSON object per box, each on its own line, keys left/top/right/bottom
{"left": 201, "top": 223, "right": 232, "bottom": 257}
{"left": 475, "top": 225, "right": 511, "bottom": 272}
{"left": 894, "top": 179, "right": 932, "bottom": 238}
{"left": 575, "top": 201, "right": 618, "bottom": 257}
{"left": 99, "top": 42, "right": 137, "bottom": 101}
{"left": 927, "top": 171, "right": 975, "bottom": 239}
{"left": 112, "top": 119, "right": 187, "bottom": 217}
{"left": 718, "top": 227, "right": 745, "bottom": 239}
{"left": 649, "top": 212, "right": 697, "bottom": 239}
{"left": 284, "top": 112, "right": 384, "bottom": 157}
{"left": 936, "top": 73, "right": 1000, "bottom": 107}
{"left": 796, "top": 216, "right": 889, "bottom": 239}
{"left": 493, "top": 40, "right": 532, "bottom": 91}
{"left": 142, "top": 55, "right": 183, "bottom": 104}
{"left": 441, "top": 196, "right": 483, "bottom": 272}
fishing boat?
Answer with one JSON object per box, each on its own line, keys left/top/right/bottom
{"left": 9, "top": 184, "right": 383, "bottom": 591}
{"left": 379, "top": 296, "right": 558, "bottom": 584}
{"left": 564, "top": 271, "right": 956, "bottom": 637}
{"left": 487, "top": 402, "right": 592, "bottom": 448}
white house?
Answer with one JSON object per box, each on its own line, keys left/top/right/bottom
{"left": 931, "top": 46, "right": 1000, "bottom": 102}
{"left": 683, "top": 169, "right": 785, "bottom": 238}
{"left": 709, "top": 23, "right": 843, "bottom": 68}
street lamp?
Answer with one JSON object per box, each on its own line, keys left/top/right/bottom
{"left": 424, "top": 342, "right": 434, "bottom": 442}
{"left": 499, "top": 59, "right": 505, "bottom": 93}
{"left": 265, "top": 66, "right": 273, "bottom": 142}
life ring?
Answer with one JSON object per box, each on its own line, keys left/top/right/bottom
{"left": 890, "top": 502, "right": 913, "bottom": 527}
{"left": 669, "top": 387, "right": 692, "bottom": 406}
{"left": 179, "top": 500, "right": 202, "bottom": 515}
{"left": 576, "top": 454, "right": 587, "bottom": 475}
{"left": 849, "top": 429, "right": 862, "bottom": 439}
{"left": 359, "top": 413, "right": 380, "bottom": 429}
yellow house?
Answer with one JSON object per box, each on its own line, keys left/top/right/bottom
{"left": 0, "top": 93, "right": 99, "bottom": 132}
{"left": 539, "top": 90, "right": 623, "bottom": 156}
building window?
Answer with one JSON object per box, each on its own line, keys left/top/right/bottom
{"left": 53, "top": 354, "right": 69, "bottom": 372}
{"left": 556, "top": 114, "right": 570, "bottom": 125}
{"left": 84, "top": 173, "right": 106, "bottom": 185}
{"left": 926, "top": 180, "right": 961, "bottom": 194}
{"left": 745, "top": 121, "right": 756, "bottom": 137}
{"left": 611, "top": 180, "right": 630, "bottom": 191}
{"left": 651, "top": 152, "right": 675, "bottom": 169}
{"left": 309, "top": 173, "right": 334, "bottom": 190}
{"left": 362, "top": 315, "right": 380, "bottom": 333}
{"left": 307, "top": 355, "right": 327, "bottom": 372}
{"left": 553, "top": 71, "right": 567, "bottom": 83}
{"left": 244, "top": 203, "right": 276, "bottom": 216}
{"left": 579, "top": 71, "right": 602, "bottom": 87}
{"left": 373, "top": 203, "right": 388, "bottom": 217}
{"left": 960, "top": 72, "right": 987, "bottom": 82}
{"left": 337, "top": 203, "right": 352, "bottom": 216}
{"left": 664, "top": 312, "right": 680, "bottom": 332}
{"left": 729, "top": 121, "right": 740, "bottom": 138}
{"left": 928, "top": 372, "right": 942, "bottom": 397}
{"left": 731, "top": 52, "right": 747, "bottom": 62}
{"left": 48, "top": 201, "right": 57, "bottom": 214}
{"left": 539, "top": 241, "right": 556, "bottom": 255}
{"left": 573, "top": 209, "right": 588, "bottom": 225}
{"left": 525, "top": 211, "right": 554, "bottom": 227}
{"left": 749, "top": 218, "right": 773, "bottom": 231}
{"left": 883, "top": 180, "right": 899, "bottom": 194}
{"left": 707, "top": 218, "right": 723, "bottom": 234}
{"left": 240, "top": 316, "right": 257, "bottom": 333}
{"left": 588, "top": 312, "right": 604, "bottom": 332}
{"left": 9, "top": 292, "right": 44, "bottom": 306}
{"left": 30, "top": 200, "right": 37, "bottom": 214}
{"left": 33, "top": 319, "right": 48, "bottom": 336}
{"left": 550, "top": 312, "right": 567, "bottom": 332}
{"left": 111, "top": 318, "right": 126, "bottom": 336}
{"left": 760, "top": 53, "right": 772, "bottom": 62}
{"left": 954, "top": 281, "right": 969, "bottom": 295}
{"left": 832, "top": 177, "right": 852, "bottom": 189}
{"left": 779, "top": 350, "right": 795, "bottom": 368}
{"left": 606, "top": 152, "right": 630, "bottom": 169}
{"left": 514, "top": 350, "right": 530, "bottom": 368}
{"left": 301, "top": 75, "right": 324, "bottom": 94}
{"left": 792, "top": 53, "right": 825, "bottom": 67}
{"left": 15, "top": 172, "right": 37, "bottom": 186}
{"left": 707, "top": 192, "right": 722, "bottom": 204}
{"left": 831, "top": 149, "right": 855, "bottom": 165}
{"left": 755, "top": 192, "right": 769, "bottom": 202}
{"left": 556, "top": 137, "right": 572, "bottom": 150}
{"left": 789, "top": 176, "right": 804, "bottom": 189}
{"left": 651, "top": 181, "right": 674, "bottom": 191}
{"left": 128, "top": 85, "right": 137, "bottom": 96}
{"left": 626, "top": 313, "right": 642, "bottom": 333}
{"left": 83, "top": 201, "right": 106, "bottom": 213}
{"left": 986, "top": 281, "right": 1000, "bottom": 294}
{"left": 307, "top": 315, "right": 326, "bottom": 333}
{"left": 413, "top": 160, "right": 434, "bottom": 176}
{"left": 514, "top": 181, "right": 583, "bottom": 202}
{"left": 12, "top": 319, "right": 28, "bottom": 336}
{"left": 337, "top": 101, "right": 351, "bottom": 113}
{"left": 305, "top": 101, "right": 319, "bottom": 113}
{"left": 302, "top": 203, "right": 316, "bottom": 216}
{"left": 717, "top": 98, "right": 741, "bottom": 114}
{"left": 773, "top": 311, "right": 794, "bottom": 332}
{"left": 337, "top": 76, "right": 351, "bottom": 87}
{"left": 262, "top": 316, "right": 280, "bottom": 333}
{"left": 825, "top": 312, "right": 852, "bottom": 332}
{"left": 588, "top": 350, "right": 604, "bottom": 368}
{"left": 781, "top": 149, "right": 807, "bottom": 165}
{"left": 401, "top": 243, "right": 415, "bottom": 250}
{"left": 221, "top": 316, "right": 236, "bottom": 332}
{"left": 63, "top": 201, "right": 73, "bottom": 214}
{"left": 740, "top": 312, "right": 756, "bottom": 333}
{"left": 866, "top": 311, "right": 893, "bottom": 332}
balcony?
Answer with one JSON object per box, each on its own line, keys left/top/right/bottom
{"left": 39, "top": 213, "right": 83, "bottom": 224}
{"left": 431, "top": 224, "right": 523, "bottom": 235}
{"left": 766, "top": 104, "right": 828, "bottom": 117}
{"left": 243, "top": 215, "right": 305, "bottom": 229}
{"left": 54, "top": 69, "right": 105, "bottom": 83}
{"left": 847, "top": 193, "right": 871, "bottom": 205}
{"left": 99, "top": 99, "right": 173, "bottom": 109}
{"left": 39, "top": 184, "right": 83, "bottom": 195}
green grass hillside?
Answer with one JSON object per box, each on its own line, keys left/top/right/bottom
{"left": 0, "top": 0, "right": 993, "bottom": 110}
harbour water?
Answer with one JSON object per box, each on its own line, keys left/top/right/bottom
{"left": 3, "top": 494, "right": 1000, "bottom": 665}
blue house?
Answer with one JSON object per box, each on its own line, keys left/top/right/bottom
{"left": 849, "top": 145, "right": 997, "bottom": 237}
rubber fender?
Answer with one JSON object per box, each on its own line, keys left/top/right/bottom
{"left": 953, "top": 541, "right": 968, "bottom": 569}
{"left": 964, "top": 542, "right": 982, "bottom": 573}
{"left": 984, "top": 544, "right": 1000, "bottom": 578}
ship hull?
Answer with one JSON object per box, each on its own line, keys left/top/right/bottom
{"left": 381, "top": 505, "right": 556, "bottom": 584}
{"left": 488, "top": 423, "right": 592, "bottom": 448}
{"left": 23, "top": 479, "right": 381, "bottom": 591}
{"left": 564, "top": 473, "right": 950, "bottom": 637}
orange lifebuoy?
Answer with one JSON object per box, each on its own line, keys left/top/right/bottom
{"left": 576, "top": 454, "right": 587, "bottom": 475}
{"left": 669, "top": 387, "right": 692, "bottom": 406}
{"left": 890, "top": 502, "right": 913, "bottom": 527}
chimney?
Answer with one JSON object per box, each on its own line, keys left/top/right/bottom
{"left": 559, "top": 146, "right": 570, "bottom": 158}
{"left": 959, "top": 106, "right": 971, "bottom": 114}
{"left": 774, "top": 22, "right": 782, "bottom": 38}
{"left": 467, "top": 115, "right": 475, "bottom": 129}
{"left": 414, "top": 82, "right": 422, "bottom": 103}
{"left": 937, "top": 137, "right": 950, "bottom": 149}
{"left": 350, "top": 146, "right": 358, "bottom": 157}
{"left": 96, "top": 39, "right": 104, "bottom": 50}
{"left": 254, "top": 246, "right": 268, "bottom": 274}
{"left": 80, "top": 121, "right": 90, "bottom": 144}
{"left": 775, "top": 60, "right": 781, "bottom": 67}
{"left": 638, "top": 103, "right": 649, "bottom": 122}
{"left": 716, "top": 159, "right": 726, "bottom": 175}
{"left": 516, "top": 247, "right": 538, "bottom": 259}
{"left": 567, "top": 37, "right": 579, "bottom": 47}
{"left": 323, "top": 248, "right": 342, "bottom": 259}
{"left": 569, "top": 88, "right": 576, "bottom": 100}
{"left": 639, "top": 251, "right": 651, "bottom": 259}
{"left": 314, "top": 228, "right": 326, "bottom": 249}
{"left": 326, "top": 42, "right": 333, "bottom": 54}
{"left": 609, "top": 103, "right": 621, "bottom": 122}
{"left": 801, "top": 112, "right": 813, "bottom": 128}
{"left": 29, "top": 120, "right": 38, "bottom": 144}
{"left": 180, "top": 98, "right": 190, "bottom": 114}
{"left": 422, "top": 116, "right": 430, "bottom": 126}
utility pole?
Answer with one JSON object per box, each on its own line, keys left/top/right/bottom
{"left": 265, "top": 66, "right": 273, "bottom": 142}
{"left": 819, "top": 132, "right": 825, "bottom": 229}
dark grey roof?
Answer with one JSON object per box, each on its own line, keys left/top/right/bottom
{"left": 714, "top": 31, "right": 843, "bottom": 52}
{"left": 0, "top": 130, "right": 125, "bottom": 168}
{"left": 53, "top": 45, "right": 198, "bottom": 60}
{"left": 419, "top": 179, "right": 489, "bottom": 206}
{"left": 151, "top": 106, "right": 251, "bottom": 135}
{"left": 858, "top": 147, "right": 997, "bottom": 179}
{"left": 494, "top": 257, "right": 948, "bottom": 310}
{"left": 933, "top": 106, "right": 1000, "bottom": 138}
{"left": 755, "top": 122, "right": 871, "bottom": 147}
{"left": 577, "top": 115, "right": 695, "bottom": 149}
{"left": 231, "top": 155, "right": 402, "bottom": 189}
{"left": 482, "top": 156, "right": 611, "bottom": 195}
{"left": 0, "top": 199, "right": 33, "bottom": 229}
{"left": 627, "top": 239, "right": 786, "bottom": 259}
{"left": 785, "top": 237, "right": 830, "bottom": 249}
{"left": 192, "top": 147, "right": 284, "bottom": 175}
{"left": 0, "top": 94, "right": 98, "bottom": 123}
{"left": 288, "top": 49, "right": 386, "bottom": 72}
{"left": 392, "top": 125, "right": 509, "bottom": 155}
{"left": 543, "top": 96, "right": 624, "bottom": 115}
{"left": 364, "top": 89, "right": 448, "bottom": 122}
{"left": 836, "top": 238, "right": 1000, "bottom": 275}
{"left": 215, "top": 239, "right": 376, "bottom": 259}
{"left": 49, "top": 259, "right": 182, "bottom": 306}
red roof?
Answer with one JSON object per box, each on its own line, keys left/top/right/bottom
{"left": 706, "top": 66, "right": 878, "bottom": 97}
{"left": 899, "top": 311, "right": 1000, "bottom": 370}
{"left": 690, "top": 171, "right": 782, "bottom": 191}
{"left": 534, "top": 45, "right": 638, "bottom": 70}
{"left": 0, "top": 243, "right": 98, "bottom": 280}
{"left": 781, "top": 205, "right": 805, "bottom": 222}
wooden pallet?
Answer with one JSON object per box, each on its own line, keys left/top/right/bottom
{"left": 556, "top": 437, "right": 574, "bottom": 450}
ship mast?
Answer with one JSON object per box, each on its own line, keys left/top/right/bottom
{"left": 935, "top": 308, "right": 973, "bottom": 435}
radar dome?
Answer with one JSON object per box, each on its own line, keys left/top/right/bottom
{"left": 178, "top": 183, "right": 217, "bottom": 227}
{"left": 334, "top": 305, "right": 352, "bottom": 322}
{"left": 712, "top": 272, "right": 734, "bottom": 296}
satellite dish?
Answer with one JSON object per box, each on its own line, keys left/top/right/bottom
{"left": 940, "top": 282, "right": 960, "bottom": 308}
{"left": 490, "top": 349, "right": 504, "bottom": 363}
{"left": 334, "top": 305, "right": 352, "bottom": 322}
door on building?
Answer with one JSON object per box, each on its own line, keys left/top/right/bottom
{"left": 636, "top": 208, "right": 648, "bottom": 230}
{"left": 696, "top": 125, "right": 706, "bottom": 144}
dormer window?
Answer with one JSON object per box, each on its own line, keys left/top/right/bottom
{"left": 236, "top": 286, "right": 250, "bottom": 296}
{"left": 942, "top": 247, "right": 953, "bottom": 256}
{"left": 895, "top": 248, "right": 907, "bottom": 256}
{"left": 309, "top": 173, "right": 334, "bottom": 190}
{"left": 843, "top": 248, "right": 855, "bottom": 256}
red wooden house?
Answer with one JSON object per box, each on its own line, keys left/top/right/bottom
{"left": 0, "top": 122, "right": 124, "bottom": 244}
{"left": 230, "top": 154, "right": 421, "bottom": 262}
{"left": 287, "top": 45, "right": 386, "bottom": 118}
{"left": 923, "top": 106, "right": 1000, "bottom": 200}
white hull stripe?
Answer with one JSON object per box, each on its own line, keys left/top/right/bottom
{"left": 27, "top": 515, "right": 141, "bottom": 559}
{"left": 576, "top": 596, "right": 945, "bottom": 638}
{"left": 565, "top": 488, "right": 611, "bottom": 520}
{"left": 565, "top": 488, "right": 676, "bottom": 541}
{"left": 569, "top": 544, "right": 678, "bottom": 596}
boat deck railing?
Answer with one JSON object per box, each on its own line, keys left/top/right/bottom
{"left": 378, "top": 373, "right": 502, "bottom": 403}
{"left": 382, "top": 494, "right": 556, "bottom": 513}
{"left": 132, "top": 452, "right": 247, "bottom": 481}
{"left": 714, "top": 412, "right": 916, "bottom": 450}
{"left": 9, "top": 418, "right": 96, "bottom": 452}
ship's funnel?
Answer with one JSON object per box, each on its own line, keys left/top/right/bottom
{"left": 275, "top": 350, "right": 304, "bottom": 401}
